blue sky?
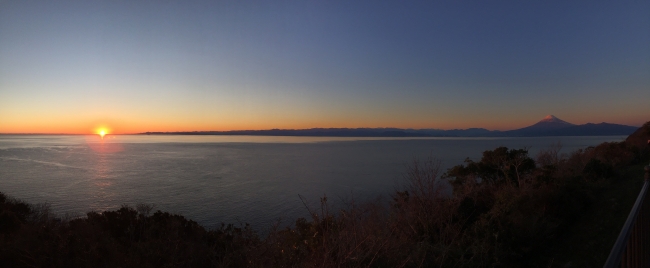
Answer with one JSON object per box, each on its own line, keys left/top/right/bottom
{"left": 1, "top": 1, "right": 648, "bottom": 133}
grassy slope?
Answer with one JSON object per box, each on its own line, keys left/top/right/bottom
{"left": 546, "top": 159, "right": 648, "bottom": 267}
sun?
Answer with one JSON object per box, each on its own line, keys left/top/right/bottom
{"left": 98, "top": 129, "right": 107, "bottom": 139}
{"left": 93, "top": 126, "right": 112, "bottom": 139}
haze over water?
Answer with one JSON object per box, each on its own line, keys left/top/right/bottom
{"left": 0, "top": 135, "right": 625, "bottom": 229}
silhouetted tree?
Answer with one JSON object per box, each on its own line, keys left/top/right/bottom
{"left": 444, "top": 147, "right": 536, "bottom": 189}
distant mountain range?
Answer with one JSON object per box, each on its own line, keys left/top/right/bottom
{"left": 498, "top": 115, "right": 638, "bottom": 137}
{"left": 141, "top": 115, "right": 639, "bottom": 137}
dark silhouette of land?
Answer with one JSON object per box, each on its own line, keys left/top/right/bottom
{"left": 141, "top": 115, "right": 638, "bottom": 137}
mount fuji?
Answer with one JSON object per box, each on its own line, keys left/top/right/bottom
{"left": 504, "top": 115, "right": 637, "bottom": 137}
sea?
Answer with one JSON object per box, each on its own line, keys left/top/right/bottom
{"left": 0, "top": 134, "right": 625, "bottom": 230}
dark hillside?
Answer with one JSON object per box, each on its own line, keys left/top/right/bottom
{"left": 625, "top": 121, "right": 650, "bottom": 151}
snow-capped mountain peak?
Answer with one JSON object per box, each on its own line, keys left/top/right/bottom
{"left": 529, "top": 115, "right": 575, "bottom": 129}
{"left": 540, "top": 115, "right": 560, "bottom": 122}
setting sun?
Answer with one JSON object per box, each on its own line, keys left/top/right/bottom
{"left": 98, "top": 129, "right": 107, "bottom": 139}
{"left": 94, "top": 126, "right": 112, "bottom": 138}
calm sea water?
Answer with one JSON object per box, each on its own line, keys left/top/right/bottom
{"left": 0, "top": 135, "right": 625, "bottom": 229}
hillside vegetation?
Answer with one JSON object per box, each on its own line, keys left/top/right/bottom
{"left": 2, "top": 122, "right": 649, "bottom": 267}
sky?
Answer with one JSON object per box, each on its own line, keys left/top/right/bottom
{"left": 1, "top": 1, "right": 648, "bottom": 134}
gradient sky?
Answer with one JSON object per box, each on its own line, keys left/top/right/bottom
{"left": 1, "top": 1, "right": 648, "bottom": 134}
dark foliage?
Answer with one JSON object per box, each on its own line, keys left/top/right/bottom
{"left": 444, "top": 147, "right": 536, "bottom": 190}
{"left": 0, "top": 198, "right": 257, "bottom": 268}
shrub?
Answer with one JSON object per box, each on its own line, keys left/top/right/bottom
{"left": 583, "top": 158, "right": 615, "bottom": 181}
